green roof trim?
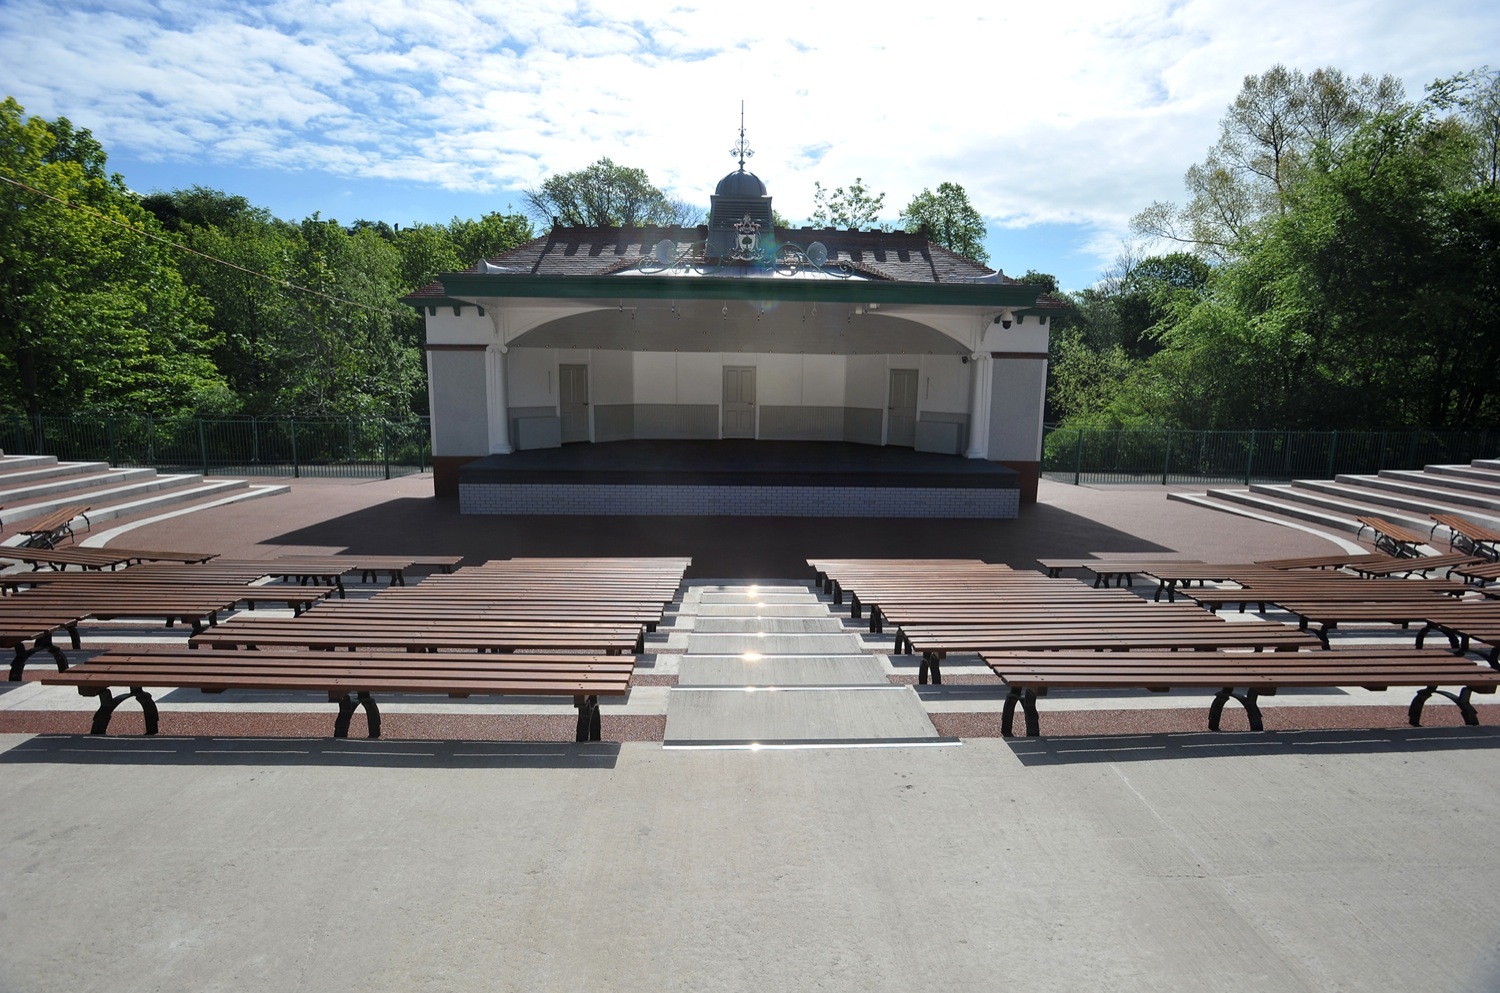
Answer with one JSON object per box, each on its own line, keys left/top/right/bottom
{"left": 427, "top": 272, "right": 1045, "bottom": 310}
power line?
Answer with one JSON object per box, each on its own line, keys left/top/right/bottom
{"left": 0, "top": 172, "right": 410, "bottom": 319}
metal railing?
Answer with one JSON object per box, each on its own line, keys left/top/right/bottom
{"left": 4, "top": 415, "right": 431, "bottom": 479}
{"left": 1041, "top": 427, "right": 1495, "bottom": 485}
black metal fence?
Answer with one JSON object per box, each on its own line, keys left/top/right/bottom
{"left": 1042, "top": 427, "right": 1496, "bottom": 485}
{"left": 4, "top": 415, "right": 431, "bottom": 479}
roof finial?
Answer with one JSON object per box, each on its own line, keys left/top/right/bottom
{"left": 729, "top": 101, "right": 753, "bottom": 172}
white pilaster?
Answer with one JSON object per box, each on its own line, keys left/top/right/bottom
{"left": 964, "top": 354, "right": 991, "bottom": 459}
{"left": 485, "top": 344, "right": 513, "bottom": 455}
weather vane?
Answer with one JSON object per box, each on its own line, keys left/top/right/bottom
{"left": 729, "top": 101, "right": 753, "bottom": 171}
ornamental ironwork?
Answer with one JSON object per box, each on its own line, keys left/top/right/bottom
{"left": 637, "top": 236, "right": 855, "bottom": 278}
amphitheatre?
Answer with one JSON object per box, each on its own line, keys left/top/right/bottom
{"left": 3, "top": 453, "right": 1500, "bottom": 992}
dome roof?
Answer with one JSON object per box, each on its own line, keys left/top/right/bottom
{"left": 715, "top": 169, "right": 767, "bottom": 197}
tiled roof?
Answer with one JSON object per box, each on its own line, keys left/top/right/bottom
{"left": 405, "top": 225, "right": 1053, "bottom": 300}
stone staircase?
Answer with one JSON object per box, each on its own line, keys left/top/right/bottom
{"left": 1168, "top": 459, "right": 1500, "bottom": 550}
{"left": 0, "top": 454, "right": 288, "bottom": 544}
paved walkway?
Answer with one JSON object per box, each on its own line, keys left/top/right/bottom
{"left": 662, "top": 583, "right": 946, "bottom": 748}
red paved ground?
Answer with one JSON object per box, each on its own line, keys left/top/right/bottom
{"left": 9, "top": 471, "right": 1449, "bottom": 742}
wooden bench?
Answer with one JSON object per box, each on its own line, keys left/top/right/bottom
{"left": 982, "top": 648, "right": 1500, "bottom": 736}
{"left": 1184, "top": 575, "right": 1471, "bottom": 613}
{"left": 0, "top": 547, "right": 136, "bottom": 572}
{"left": 1346, "top": 552, "right": 1481, "bottom": 579}
{"left": 190, "top": 616, "right": 647, "bottom": 654}
{"left": 13, "top": 504, "right": 91, "bottom": 549}
{"left": 1, "top": 611, "right": 85, "bottom": 679}
{"left": 1454, "top": 561, "right": 1500, "bottom": 586}
{"left": 40, "top": 650, "right": 635, "bottom": 740}
{"left": 1414, "top": 604, "right": 1500, "bottom": 665}
{"left": 1355, "top": 516, "right": 1427, "bottom": 557}
{"left": 1274, "top": 597, "right": 1499, "bottom": 649}
{"left": 1254, "top": 553, "right": 1396, "bottom": 571}
{"left": 1429, "top": 513, "right": 1500, "bottom": 561}
{"left": 899, "top": 620, "right": 1320, "bottom": 682}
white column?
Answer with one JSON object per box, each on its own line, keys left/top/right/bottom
{"left": 485, "top": 344, "right": 512, "bottom": 455}
{"left": 964, "top": 353, "right": 991, "bottom": 459}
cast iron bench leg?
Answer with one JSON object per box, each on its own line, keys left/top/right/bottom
{"left": 1208, "top": 688, "right": 1263, "bottom": 731}
{"left": 918, "top": 652, "right": 942, "bottom": 685}
{"left": 86, "top": 686, "right": 159, "bottom": 735}
{"left": 1409, "top": 686, "right": 1480, "bottom": 727}
{"left": 575, "top": 694, "right": 601, "bottom": 742}
{"left": 333, "top": 692, "right": 380, "bottom": 738}
{"left": 1001, "top": 688, "right": 1040, "bottom": 737}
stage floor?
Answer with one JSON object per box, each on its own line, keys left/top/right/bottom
{"left": 459, "top": 441, "right": 1019, "bottom": 518}
{"left": 461, "top": 440, "right": 1018, "bottom": 488}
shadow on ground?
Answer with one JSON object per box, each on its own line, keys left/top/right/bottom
{"left": 1005, "top": 725, "right": 1500, "bottom": 766}
{"left": 0, "top": 734, "right": 623, "bottom": 769}
{"left": 266, "top": 498, "right": 1171, "bottom": 578}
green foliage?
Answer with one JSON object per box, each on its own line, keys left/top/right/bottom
{"left": 1134, "top": 64, "right": 1405, "bottom": 258}
{"left": 900, "top": 182, "right": 988, "bottom": 262}
{"left": 0, "top": 98, "right": 230, "bottom": 417}
{"left": 1057, "top": 64, "right": 1500, "bottom": 435}
{"left": 522, "top": 158, "right": 677, "bottom": 227}
{"left": 811, "top": 178, "right": 888, "bottom": 230}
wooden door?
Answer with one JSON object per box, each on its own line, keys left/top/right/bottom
{"left": 559, "top": 364, "right": 590, "bottom": 443}
{"left": 722, "top": 366, "right": 756, "bottom": 438}
{"left": 887, "top": 368, "right": 918, "bottom": 447}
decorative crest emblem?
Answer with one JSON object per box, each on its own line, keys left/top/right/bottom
{"left": 733, "top": 213, "right": 761, "bottom": 257}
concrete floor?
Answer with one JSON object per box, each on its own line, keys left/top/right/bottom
{"left": 3, "top": 733, "right": 1500, "bottom": 993}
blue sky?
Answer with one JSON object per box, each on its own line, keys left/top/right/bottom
{"left": 2, "top": 0, "right": 1494, "bottom": 291}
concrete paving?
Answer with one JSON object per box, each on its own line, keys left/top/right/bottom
{"left": 4, "top": 732, "right": 1500, "bottom": 993}
{"left": 662, "top": 582, "right": 944, "bottom": 747}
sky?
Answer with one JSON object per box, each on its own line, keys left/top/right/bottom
{"left": 1, "top": 0, "right": 1495, "bottom": 292}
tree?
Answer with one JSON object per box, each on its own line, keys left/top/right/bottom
{"left": 810, "top": 178, "right": 887, "bottom": 230}
{"left": 0, "top": 98, "right": 229, "bottom": 416}
{"left": 444, "top": 211, "right": 534, "bottom": 266}
{"left": 900, "top": 182, "right": 988, "bottom": 262}
{"left": 522, "top": 158, "right": 677, "bottom": 227}
{"left": 1427, "top": 66, "right": 1500, "bottom": 189}
{"left": 1134, "top": 65, "right": 1404, "bottom": 259}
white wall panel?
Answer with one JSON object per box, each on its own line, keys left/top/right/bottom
{"left": 922, "top": 354, "right": 971, "bottom": 414}
{"left": 591, "top": 350, "right": 633, "bottom": 405}
{"left": 428, "top": 350, "right": 488, "bottom": 456}
{"left": 802, "top": 355, "right": 846, "bottom": 407}
{"left": 678, "top": 352, "right": 723, "bottom": 404}
{"left": 845, "top": 355, "right": 887, "bottom": 408}
{"left": 634, "top": 353, "right": 679, "bottom": 403}
{"left": 507, "top": 348, "right": 556, "bottom": 408}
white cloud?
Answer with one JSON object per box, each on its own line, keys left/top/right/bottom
{"left": 2, "top": 0, "right": 1494, "bottom": 279}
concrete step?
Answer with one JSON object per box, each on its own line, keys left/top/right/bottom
{"left": 1195, "top": 486, "right": 1376, "bottom": 535}
{"left": 1166, "top": 491, "right": 1368, "bottom": 551}
{"left": 0, "top": 458, "right": 110, "bottom": 489}
{"left": 1378, "top": 469, "right": 1500, "bottom": 502}
{"left": 78, "top": 479, "right": 278, "bottom": 528}
{"left": 0, "top": 473, "right": 242, "bottom": 529}
{"left": 1467, "top": 459, "right": 1500, "bottom": 472}
{"left": 1349, "top": 473, "right": 1500, "bottom": 517}
{"left": 0, "top": 467, "right": 162, "bottom": 506}
{"left": 1251, "top": 481, "right": 1445, "bottom": 534}
{"left": 1426, "top": 463, "right": 1500, "bottom": 484}
{"left": 0, "top": 454, "right": 62, "bottom": 474}
{"left": 1294, "top": 477, "right": 1500, "bottom": 520}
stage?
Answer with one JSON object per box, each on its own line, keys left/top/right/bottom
{"left": 458, "top": 440, "right": 1020, "bottom": 518}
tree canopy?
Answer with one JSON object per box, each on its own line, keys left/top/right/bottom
{"left": 900, "top": 182, "right": 988, "bottom": 262}
{"left": 810, "top": 177, "right": 888, "bottom": 230}
{"left": 0, "top": 97, "right": 535, "bottom": 419}
{"left": 0, "top": 98, "right": 229, "bottom": 417}
{"left": 1051, "top": 65, "right": 1500, "bottom": 433}
{"left": 521, "top": 157, "right": 694, "bottom": 228}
